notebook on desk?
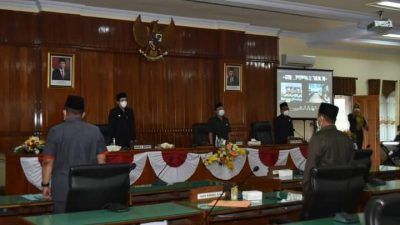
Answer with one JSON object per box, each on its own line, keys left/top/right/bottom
{"left": 208, "top": 200, "right": 251, "bottom": 208}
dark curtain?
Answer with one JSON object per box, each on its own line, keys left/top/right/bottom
{"left": 368, "top": 79, "right": 380, "bottom": 95}
{"left": 333, "top": 76, "right": 356, "bottom": 96}
{"left": 382, "top": 80, "right": 397, "bottom": 97}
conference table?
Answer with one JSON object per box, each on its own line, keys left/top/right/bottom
{"left": 129, "top": 180, "right": 225, "bottom": 205}
{"left": 0, "top": 194, "right": 52, "bottom": 216}
{"left": 179, "top": 191, "right": 303, "bottom": 225}
{"left": 283, "top": 213, "right": 365, "bottom": 225}
{"left": 0, "top": 191, "right": 302, "bottom": 225}
{"left": 0, "top": 202, "right": 204, "bottom": 225}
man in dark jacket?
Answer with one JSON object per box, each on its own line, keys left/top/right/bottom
{"left": 303, "top": 103, "right": 355, "bottom": 196}
{"left": 273, "top": 102, "right": 294, "bottom": 144}
{"left": 108, "top": 92, "right": 136, "bottom": 148}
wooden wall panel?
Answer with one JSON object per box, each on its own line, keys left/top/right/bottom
{"left": 0, "top": 10, "right": 39, "bottom": 45}
{"left": 219, "top": 30, "right": 245, "bottom": 59}
{"left": 39, "top": 12, "right": 82, "bottom": 47}
{"left": 170, "top": 26, "right": 219, "bottom": 57}
{"left": 245, "top": 64, "right": 278, "bottom": 124}
{"left": 0, "top": 45, "right": 40, "bottom": 153}
{"left": 0, "top": 10, "right": 279, "bottom": 153}
{"left": 80, "top": 51, "right": 115, "bottom": 124}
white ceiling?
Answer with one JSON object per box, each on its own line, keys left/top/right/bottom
{"left": 2, "top": 0, "right": 400, "bottom": 52}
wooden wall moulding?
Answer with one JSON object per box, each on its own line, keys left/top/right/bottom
{"left": 0, "top": 9, "right": 279, "bottom": 152}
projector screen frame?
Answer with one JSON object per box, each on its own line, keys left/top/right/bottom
{"left": 276, "top": 67, "right": 334, "bottom": 119}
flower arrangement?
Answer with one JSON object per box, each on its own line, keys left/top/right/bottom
{"left": 14, "top": 136, "right": 45, "bottom": 154}
{"left": 203, "top": 142, "right": 247, "bottom": 170}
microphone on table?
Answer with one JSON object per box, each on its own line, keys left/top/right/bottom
{"left": 238, "top": 166, "right": 260, "bottom": 188}
{"left": 205, "top": 166, "right": 259, "bottom": 222}
{"left": 130, "top": 162, "right": 137, "bottom": 172}
{"left": 153, "top": 156, "right": 173, "bottom": 185}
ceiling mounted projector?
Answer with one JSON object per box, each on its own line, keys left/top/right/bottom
{"left": 367, "top": 10, "right": 393, "bottom": 33}
{"left": 367, "top": 19, "right": 393, "bottom": 33}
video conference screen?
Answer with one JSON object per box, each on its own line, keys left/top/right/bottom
{"left": 277, "top": 68, "right": 333, "bottom": 118}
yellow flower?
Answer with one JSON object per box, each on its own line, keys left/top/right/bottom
{"left": 203, "top": 142, "right": 247, "bottom": 170}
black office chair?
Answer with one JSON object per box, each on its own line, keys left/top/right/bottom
{"left": 96, "top": 124, "right": 110, "bottom": 144}
{"left": 192, "top": 123, "right": 210, "bottom": 146}
{"left": 302, "top": 165, "right": 366, "bottom": 220}
{"left": 380, "top": 142, "right": 400, "bottom": 166}
{"left": 365, "top": 193, "right": 400, "bottom": 225}
{"left": 66, "top": 163, "right": 131, "bottom": 212}
{"left": 251, "top": 121, "right": 273, "bottom": 145}
{"left": 352, "top": 149, "right": 386, "bottom": 186}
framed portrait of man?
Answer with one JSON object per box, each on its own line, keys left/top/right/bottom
{"left": 224, "top": 63, "right": 242, "bottom": 91}
{"left": 48, "top": 53, "right": 74, "bottom": 88}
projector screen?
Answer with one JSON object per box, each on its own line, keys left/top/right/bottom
{"left": 277, "top": 68, "right": 333, "bottom": 119}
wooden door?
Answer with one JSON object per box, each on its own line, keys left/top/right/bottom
{"left": 353, "top": 95, "right": 380, "bottom": 168}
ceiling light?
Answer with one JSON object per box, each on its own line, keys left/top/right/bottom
{"left": 369, "top": 1, "right": 400, "bottom": 10}
{"left": 383, "top": 33, "right": 400, "bottom": 38}
{"left": 377, "top": 1, "right": 400, "bottom": 8}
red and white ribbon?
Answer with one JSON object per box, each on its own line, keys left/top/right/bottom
{"left": 200, "top": 152, "right": 247, "bottom": 180}
{"left": 289, "top": 147, "right": 307, "bottom": 170}
{"left": 129, "top": 152, "right": 148, "bottom": 184}
{"left": 247, "top": 148, "right": 276, "bottom": 176}
{"left": 148, "top": 151, "right": 200, "bottom": 184}
{"left": 20, "top": 157, "right": 42, "bottom": 190}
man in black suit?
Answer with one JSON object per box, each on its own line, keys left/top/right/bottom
{"left": 273, "top": 102, "right": 294, "bottom": 144}
{"left": 226, "top": 68, "right": 239, "bottom": 86}
{"left": 108, "top": 92, "right": 136, "bottom": 148}
{"left": 52, "top": 58, "right": 70, "bottom": 80}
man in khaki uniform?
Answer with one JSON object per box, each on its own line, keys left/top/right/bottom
{"left": 303, "top": 103, "right": 355, "bottom": 196}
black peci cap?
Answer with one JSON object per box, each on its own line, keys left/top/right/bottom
{"left": 215, "top": 102, "right": 223, "bottom": 110}
{"left": 65, "top": 95, "right": 84, "bottom": 111}
{"left": 318, "top": 102, "right": 339, "bottom": 121}
{"left": 279, "top": 102, "right": 288, "bottom": 109}
{"left": 116, "top": 92, "right": 127, "bottom": 101}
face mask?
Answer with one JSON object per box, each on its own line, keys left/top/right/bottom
{"left": 218, "top": 109, "right": 225, "bottom": 117}
{"left": 283, "top": 110, "right": 289, "bottom": 116}
{"left": 120, "top": 100, "right": 127, "bottom": 108}
{"left": 316, "top": 117, "right": 322, "bottom": 131}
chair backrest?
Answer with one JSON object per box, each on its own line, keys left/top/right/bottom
{"left": 353, "top": 149, "right": 373, "bottom": 182}
{"left": 66, "top": 163, "right": 130, "bottom": 212}
{"left": 302, "top": 165, "right": 366, "bottom": 220}
{"left": 192, "top": 123, "right": 210, "bottom": 146}
{"left": 96, "top": 124, "right": 110, "bottom": 144}
{"left": 251, "top": 121, "right": 273, "bottom": 145}
{"left": 365, "top": 193, "right": 400, "bottom": 225}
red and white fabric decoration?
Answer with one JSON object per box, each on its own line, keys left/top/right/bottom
{"left": 200, "top": 153, "right": 246, "bottom": 180}
{"left": 248, "top": 148, "right": 276, "bottom": 176}
{"left": 289, "top": 147, "right": 307, "bottom": 170}
{"left": 247, "top": 148, "right": 290, "bottom": 176}
{"left": 247, "top": 147, "right": 307, "bottom": 176}
{"left": 148, "top": 151, "right": 200, "bottom": 184}
{"left": 20, "top": 157, "right": 42, "bottom": 190}
{"left": 129, "top": 152, "right": 148, "bottom": 185}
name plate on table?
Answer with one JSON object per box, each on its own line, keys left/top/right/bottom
{"left": 190, "top": 185, "right": 224, "bottom": 202}
{"left": 198, "top": 191, "right": 225, "bottom": 200}
{"left": 134, "top": 145, "right": 152, "bottom": 150}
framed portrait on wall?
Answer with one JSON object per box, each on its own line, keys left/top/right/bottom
{"left": 48, "top": 53, "right": 74, "bottom": 88}
{"left": 224, "top": 63, "right": 242, "bottom": 91}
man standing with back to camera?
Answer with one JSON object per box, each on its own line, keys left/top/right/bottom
{"left": 41, "top": 95, "right": 107, "bottom": 213}
{"left": 303, "top": 103, "right": 355, "bottom": 196}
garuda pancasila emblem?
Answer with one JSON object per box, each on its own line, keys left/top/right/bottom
{"left": 133, "top": 15, "right": 176, "bottom": 61}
